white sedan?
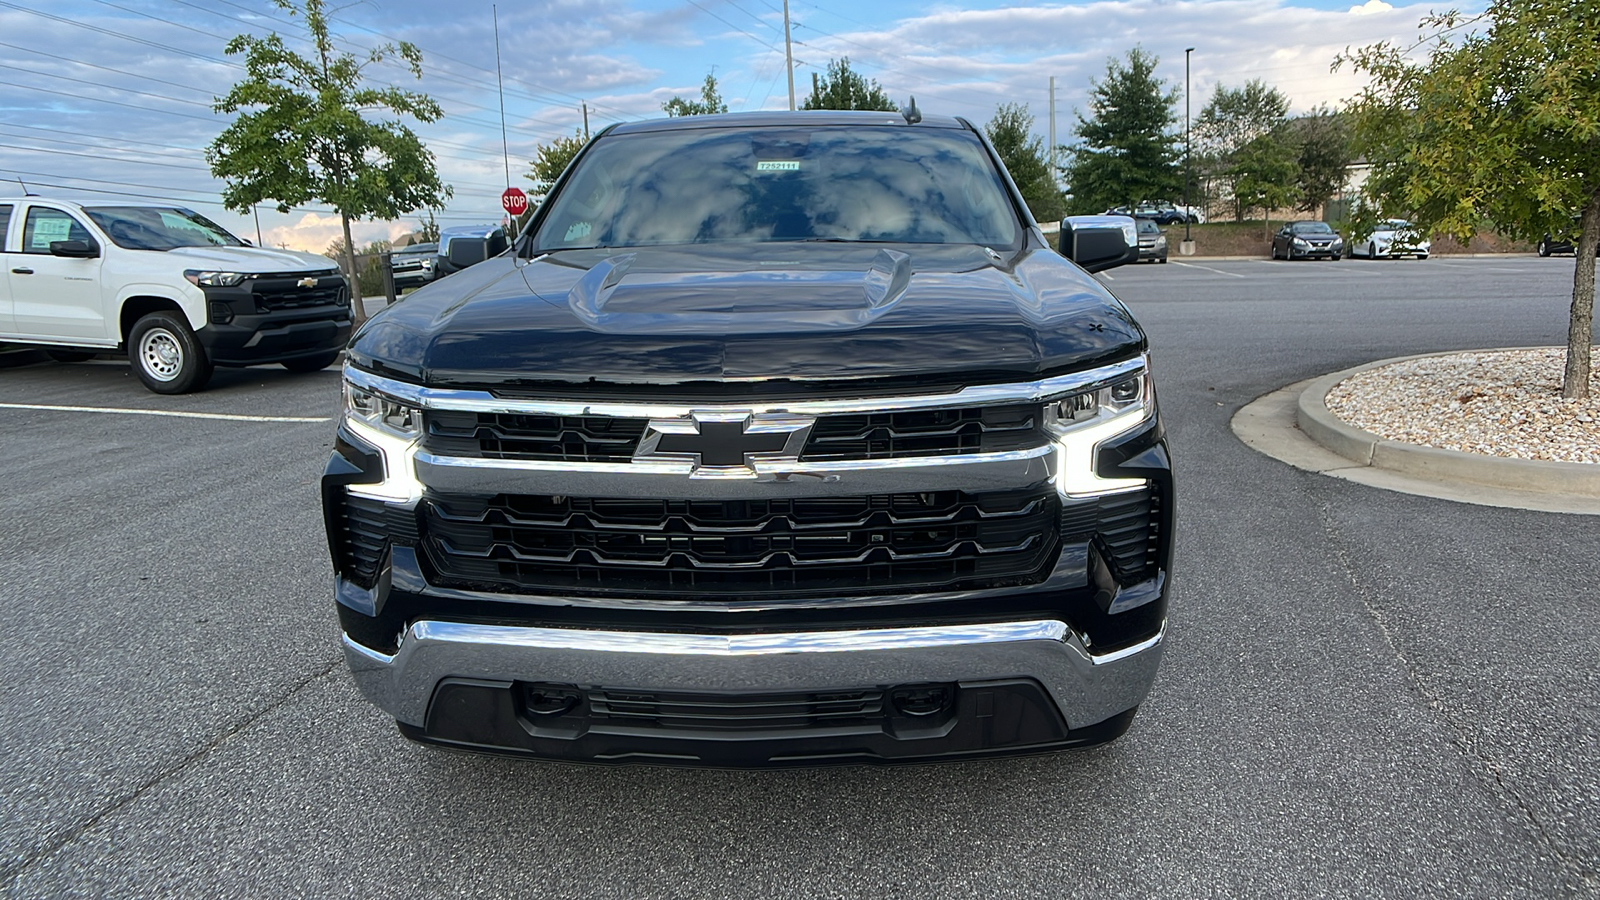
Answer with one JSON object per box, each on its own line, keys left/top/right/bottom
{"left": 1351, "top": 219, "right": 1431, "bottom": 259}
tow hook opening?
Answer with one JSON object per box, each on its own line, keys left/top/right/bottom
{"left": 890, "top": 684, "right": 955, "bottom": 717}
{"left": 522, "top": 683, "right": 582, "bottom": 717}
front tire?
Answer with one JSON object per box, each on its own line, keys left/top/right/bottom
{"left": 281, "top": 351, "right": 342, "bottom": 373}
{"left": 129, "top": 312, "right": 213, "bottom": 394}
{"left": 1537, "top": 239, "right": 1551, "bottom": 257}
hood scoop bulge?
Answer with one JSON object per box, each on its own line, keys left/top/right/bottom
{"left": 565, "top": 249, "right": 913, "bottom": 335}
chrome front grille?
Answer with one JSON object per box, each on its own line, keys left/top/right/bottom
{"left": 425, "top": 411, "right": 650, "bottom": 463}
{"left": 798, "top": 404, "right": 1039, "bottom": 461}
{"left": 420, "top": 488, "right": 1060, "bottom": 598}
{"left": 421, "top": 404, "right": 1042, "bottom": 464}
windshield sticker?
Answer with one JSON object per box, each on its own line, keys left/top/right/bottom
{"left": 756, "top": 161, "right": 800, "bottom": 172}
{"left": 564, "top": 221, "right": 592, "bottom": 242}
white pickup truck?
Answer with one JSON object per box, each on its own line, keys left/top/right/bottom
{"left": 0, "top": 196, "right": 352, "bottom": 393}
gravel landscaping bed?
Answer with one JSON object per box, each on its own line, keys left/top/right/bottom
{"left": 1324, "top": 348, "right": 1600, "bottom": 464}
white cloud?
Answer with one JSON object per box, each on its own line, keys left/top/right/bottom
{"left": 261, "top": 213, "right": 414, "bottom": 254}
{"left": 1349, "top": 0, "right": 1395, "bottom": 14}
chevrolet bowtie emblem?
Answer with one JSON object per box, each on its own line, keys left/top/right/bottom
{"left": 297, "top": 277, "right": 318, "bottom": 288}
{"left": 634, "top": 413, "right": 815, "bottom": 478}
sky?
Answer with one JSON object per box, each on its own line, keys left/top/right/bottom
{"left": 0, "top": 0, "right": 1446, "bottom": 253}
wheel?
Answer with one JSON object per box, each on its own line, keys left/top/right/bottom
{"left": 281, "top": 351, "right": 341, "bottom": 373}
{"left": 46, "top": 349, "right": 97, "bottom": 363}
{"left": 1369, "top": 242, "right": 1378, "bottom": 259}
{"left": 1157, "top": 254, "right": 1167, "bottom": 264}
{"left": 129, "top": 311, "right": 213, "bottom": 394}
{"left": 1270, "top": 243, "right": 1279, "bottom": 260}
{"left": 1417, "top": 253, "right": 1428, "bottom": 260}
{"left": 1328, "top": 253, "right": 1340, "bottom": 262}
{"left": 1537, "top": 239, "right": 1550, "bottom": 257}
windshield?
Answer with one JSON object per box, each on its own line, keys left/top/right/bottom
{"left": 394, "top": 242, "right": 438, "bottom": 255}
{"left": 86, "top": 206, "right": 244, "bottom": 250}
{"left": 1137, "top": 219, "right": 1160, "bottom": 233}
{"left": 534, "top": 125, "right": 1021, "bottom": 250}
{"left": 1291, "top": 221, "right": 1334, "bottom": 234}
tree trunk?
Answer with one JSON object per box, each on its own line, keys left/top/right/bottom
{"left": 340, "top": 211, "right": 366, "bottom": 326}
{"left": 1564, "top": 189, "right": 1600, "bottom": 399}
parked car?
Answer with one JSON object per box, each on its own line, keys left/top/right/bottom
{"left": 389, "top": 241, "right": 438, "bottom": 288}
{"left": 1104, "top": 203, "right": 1191, "bottom": 226}
{"left": 1135, "top": 217, "right": 1168, "bottom": 262}
{"left": 1271, "top": 221, "right": 1344, "bottom": 260}
{"left": 0, "top": 197, "right": 351, "bottom": 393}
{"left": 1351, "top": 219, "right": 1430, "bottom": 259}
{"left": 326, "top": 110, "right": 1169, "bottom": 766}
{"left": 1537, "top": 233, "right": 1599, "bottom": 256}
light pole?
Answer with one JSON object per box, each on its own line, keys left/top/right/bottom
{"left": 1184, "top": 47, "right": 1195, "bottom": 251}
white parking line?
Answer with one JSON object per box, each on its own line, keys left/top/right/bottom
{"left": 0, "top": 402, "right": 330, "bottom": 423}
{"left": 1431, "top": 261, "right": 1539, "bottom": 273}
{"left": 1171, "top": 261, "right": 1246, "bottom": 278}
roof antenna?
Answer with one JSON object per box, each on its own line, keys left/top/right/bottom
{"left": 900, "top": 96, "right": 921, "bottom": 125}
{"left": 16, "top": 176, "right": 35, "bottom": 196}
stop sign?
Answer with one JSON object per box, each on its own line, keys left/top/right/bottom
{"left": 501, "top": 187, "right": 528, "bottom": 217}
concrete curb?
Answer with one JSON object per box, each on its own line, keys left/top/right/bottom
{"left": 1297, "top": 351, "right": 1600, "bottom": 500}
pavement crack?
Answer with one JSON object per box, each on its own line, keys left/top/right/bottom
{"left": 1, "top": 655, "right": 343, "bottom": 888}
{"left": 1310, "top": 488, "right": 1594, "bottom": 892}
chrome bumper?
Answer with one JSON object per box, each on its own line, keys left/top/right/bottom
{"left": 343, "top": 617, "right": 1165, "bottom": 731}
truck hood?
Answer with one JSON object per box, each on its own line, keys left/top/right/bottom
{"left": 349, "top": 243, "right": 1146, "bottom": 390}
{"left": 164, "top": 245, "right": 337, "bottom": 272}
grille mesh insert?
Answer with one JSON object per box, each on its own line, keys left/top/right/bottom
{"left": 422, "top": 488, "right": 1060, "bottom": 598}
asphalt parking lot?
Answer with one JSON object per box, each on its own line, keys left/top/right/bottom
{"left": 2, "top": 255, "right": 1596, "bottom": 897}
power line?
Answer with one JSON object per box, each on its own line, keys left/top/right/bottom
{"left": 0, "top": 40, "right": 217, "bottom": 97}
{"left": 0, "top": 62, "right": 213, "bottom": 109}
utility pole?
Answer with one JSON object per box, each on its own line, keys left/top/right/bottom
{"left": 782, "top": 0, "right": 796, "bottom": 111}
{"left": 1048, "top": 76, "right": 1056, "bottom": 180}
{"left": 582, "top": 102, "right": 589, "bottom": 140}
{"left": 1182, "top": 47, "right": 1196, "bottom": 255}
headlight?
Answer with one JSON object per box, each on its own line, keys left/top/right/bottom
{"left": 184, "top": 270, "right": 248, "bottom": 287}
{"left": 1293, "top": 238, "right": 1309, "bottom": 247}
{"left": 342, "top": 376, "right": 423, "bottom": 503}
{"left": 344, "top": 380, "right": 422, "bottom": 439}
{"left": 1044, "top": 361, "right": 1153, "bottom": 497}
{"left": 1154, "top": 235, "right": 1168, "bottom": 249}
{"left": 1331, "top": 238, "right": 1344, "bottom": 248}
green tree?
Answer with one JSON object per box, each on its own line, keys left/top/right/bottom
{"left": 802, "top": 57, "right": 897, "bottom": 111}
{"left": 663, "top": 72, "right": 729, "bottom": 117}
{"left": 1062, "top": 48, "right": 1181, "bottom": 215}
{"left": 1292, "top": 105, "right": 1353, "bottom": 215}
{"left": 525, "top": 130, "right": 587, "bottom": 203}
{"left": 1194, "top": 80, "right": 1291, "bottom": 220}
{"left": 1341, "top": 0, "right": 1600, "bottom": 397}
{"left": 208, "top": 0, "right": 450, "bottom": 324}
{"left": 416, "top": 210, "right": 440, "bottom": 243}
{"left": 985, "top": 103, "right": 1064, "bottom": 223}
{"left": 326, "top": 237, "right": 392, "bottom": 297}
{"left": 1228, "top": 131, "right": 1299, "bottom": 233}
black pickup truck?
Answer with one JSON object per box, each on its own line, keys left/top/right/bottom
{"left": 323, "top": 110, "right": 1171, "bottom": 766}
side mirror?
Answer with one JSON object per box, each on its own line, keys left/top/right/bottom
{"left": 446, "top": 238, "right": 488, "bottom": 271}
{"left": 1059, "top": 215, "right": 1138, "bottom": 273}
{"left": 49, "top": 239, "right": 99, "bottom": 259}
